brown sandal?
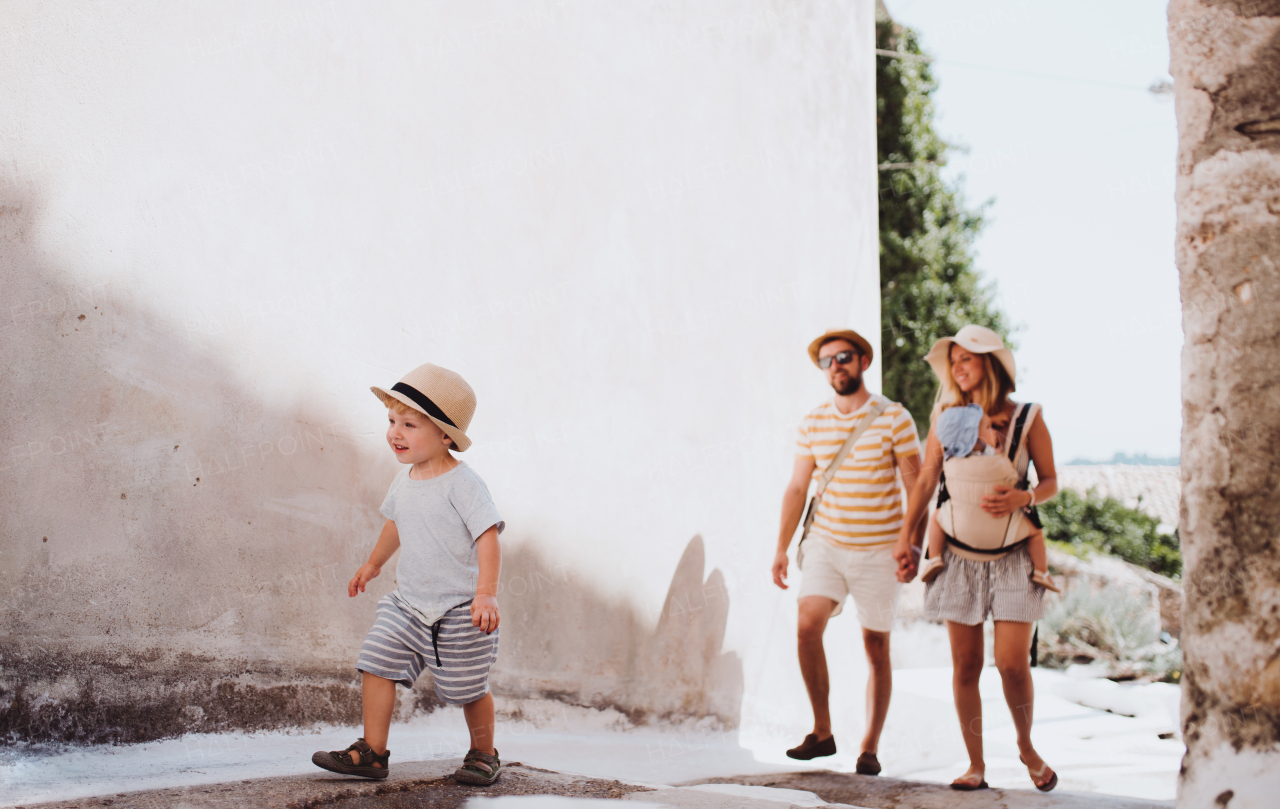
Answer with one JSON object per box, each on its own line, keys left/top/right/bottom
{"left": 312, "top": 738, "right": 390, "bottom": 779}
{"left": 949, "top": 771, "right": 988, "bottom": 791}
{"left": 454, "top": 748, "right": 502, "bottom": 785}
{"left": 1021, "top": 754, "right": 1058, "bottom": 791}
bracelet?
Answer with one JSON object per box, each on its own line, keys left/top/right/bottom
{"left": 909, "top": 545, "right": 921, "bottom": 556}
{"left": 1026, "top": 490, "right": 1036, "bottom": 507}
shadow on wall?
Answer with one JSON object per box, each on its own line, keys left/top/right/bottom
{"left": 494, "top": 536, "right": 743, "bottom": 727}
{"left": 0, "top": 183, "right": 389, "bottom": 744}
{"left": 0, "top": 185, "right": 741, "bottom": 744}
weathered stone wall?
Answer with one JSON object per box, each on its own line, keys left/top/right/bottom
{"left": 1168, "top": 1, "right": 1280, "bottom": 805}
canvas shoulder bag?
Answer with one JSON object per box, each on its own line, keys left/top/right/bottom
{"left": 796, "top": 400, "right": 890, "bottom": 569}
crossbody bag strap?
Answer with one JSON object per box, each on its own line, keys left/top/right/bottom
{"left": 800, "top": 400, "right": 890, "bottom": 548}
{"left": 1006, "top": 402, "right": 1039, "bottom": 479}
{"left": 818, "top": 400, "right": 890, "bottom": 498}
{"left": 1000, "top": 402, "right": 1041, "bottom": 546}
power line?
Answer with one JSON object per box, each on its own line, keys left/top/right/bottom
{"left": 937, "top": 58, "right": 1152, "bottom": 92}
{"left": 875, "top": 48, "right": 933, "bottom": 63}
{"left": 875, "top": 49, "right": 1153, "bottom": 93}
{"left": 878, "top": 161, "right": 943, "bottom": 171}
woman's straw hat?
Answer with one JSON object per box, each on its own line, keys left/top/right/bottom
{"left": 371, "top": 363, "right": 476, "bottom": 452}
{"left": 924, "top": 325, "right": 1016, "bottom": 391}
{"left": 807, "top": 328, "right": 874, "bottom": 367}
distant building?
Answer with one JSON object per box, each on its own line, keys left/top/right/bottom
{"left": 1056, "top": 464, "right": 1181, "bottom": 529}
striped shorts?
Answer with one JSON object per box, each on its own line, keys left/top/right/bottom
{"left": 924, "top": 544, "right": 1044, "bottom": 626}
{"left": 356, "top": 594, "right": 499, "bottom": 705}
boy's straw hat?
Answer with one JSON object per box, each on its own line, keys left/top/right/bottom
{"left": 371, "top": 363, "right": 475, "bottom": 452}
{"left": 924, "top": 324, "right": 1016, "bottom": 391}
{"left": 807, "top": 328, "right": 874, "bottom": 367}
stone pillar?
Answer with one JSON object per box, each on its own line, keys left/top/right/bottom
{"left": 1169, "top": 2, "right": 1280, "bottom": 807}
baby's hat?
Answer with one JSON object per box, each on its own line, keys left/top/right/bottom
{"left": 936, "top": 403, "right": 985, "bottom": 460}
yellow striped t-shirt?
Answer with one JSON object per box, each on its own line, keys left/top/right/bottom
{"left": 795, "top": 394, "right": 921, "bottom": 548}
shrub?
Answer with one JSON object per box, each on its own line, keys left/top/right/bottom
{"left": 1039, "top": 488, "right": 1181, "bottom": 579}
{"left": 1040, "top": 585, "right": 1182, "bottom": 682}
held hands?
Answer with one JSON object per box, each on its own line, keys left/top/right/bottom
{"left": 892, "top": 539, "right": 920, "bottom": 583}
{"left": 471, "top": 594, "right": 500, "bottom": 634}
{"left": 982, "top": 485, "right": 1033, "bottom": 518}
{"left": 771, "top": 551, "right": 790, "bottom": 590}
{"left": 348, "top": 563, "right": 381, "bottom": 597}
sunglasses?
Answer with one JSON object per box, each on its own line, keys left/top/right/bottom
{"left": 818, "top": 350, "right": 859, "bottom": 370}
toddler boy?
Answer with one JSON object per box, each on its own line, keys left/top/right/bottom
{"left": 312, "top": 363, "right": 506, "bottom": 785}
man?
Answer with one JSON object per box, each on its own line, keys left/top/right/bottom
{"left": 771, "top": 329, "right": 922, "bottom": 775}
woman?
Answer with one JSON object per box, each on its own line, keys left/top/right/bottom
{"left": 893, "top": 324, "right": 1059, "bottom": 792}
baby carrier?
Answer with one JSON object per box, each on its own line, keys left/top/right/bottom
{"left": 935, "top": 402, "right": 1041, "bottom": 556}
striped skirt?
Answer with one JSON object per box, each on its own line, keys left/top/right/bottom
{"left": 924, "top": 544, "right": 1044, "bottom": 626}
{"left": 357, "top": 594, "right": 499, "bottom": 705}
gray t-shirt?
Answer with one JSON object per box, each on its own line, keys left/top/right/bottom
{"left": 380, "top": 461, "right": 504, "bottom": 625}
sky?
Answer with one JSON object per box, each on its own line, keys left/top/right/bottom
{"left": 886, "top": 0, "right": 1181, "bottom": 463}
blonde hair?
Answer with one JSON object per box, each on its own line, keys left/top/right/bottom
{"left": 374, "top": 391, "right": 411, "bottom": 414}
{"left": 935, "top": 351, "right": 1013, "bottom": 417}
{"left": 378, "top": 393, "right": 454, "bottom": 448}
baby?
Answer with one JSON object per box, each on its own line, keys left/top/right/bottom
{"left": 918, "top": 404, "right": 1058, "bottom": 592}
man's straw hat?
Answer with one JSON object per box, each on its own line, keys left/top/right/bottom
{"left": 924, "top": 325, "right": 1016, "bottom": 391}
{"left": 807, "top": 328, "right": 875, "bottom": 367}
{"left": 371, "top": 363, "right": 476, "bottom": 452}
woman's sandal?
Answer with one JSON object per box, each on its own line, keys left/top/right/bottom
{"left": 1021, "top": 754, "right": 1058, "bottom": 792}
{"left": 311, "top": 738, "right": 390, "bottom": 779}
{"left": 455, "top": 748, "right": 502, "bottom": 786}
{"left": 949, "top": 771, "right": 988, "bottom": 791}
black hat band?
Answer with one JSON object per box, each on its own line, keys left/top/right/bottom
{"left": 391, "top": 382, "right": 457, "bottom": 428}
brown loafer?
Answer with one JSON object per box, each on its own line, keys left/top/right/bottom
{"left": 786, "top": 733, "right": 836, "bottom": 760}
{"left": 856, "top": 751, "right": 881, "bottom": 775}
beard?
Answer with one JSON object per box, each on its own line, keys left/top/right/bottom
{"left": 832, "top": 370, "right": 863, "bottom": 396}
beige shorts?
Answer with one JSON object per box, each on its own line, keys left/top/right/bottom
{"left": 798, "top": 538, "right": 901, "bottom": 633}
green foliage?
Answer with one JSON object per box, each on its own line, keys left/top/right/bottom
{"left": 1040, "top": 488, "right": 1182, "bottom": 579}
{"left": 1040, "top": 585, "right": 1182, "bottom": 681}
{"left": 876, "top": 14, "right": 1011, "bottom": 433}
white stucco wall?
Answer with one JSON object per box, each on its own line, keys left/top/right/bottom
{"left": 1, "top": 0, "right": 878, "bottom": 742}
